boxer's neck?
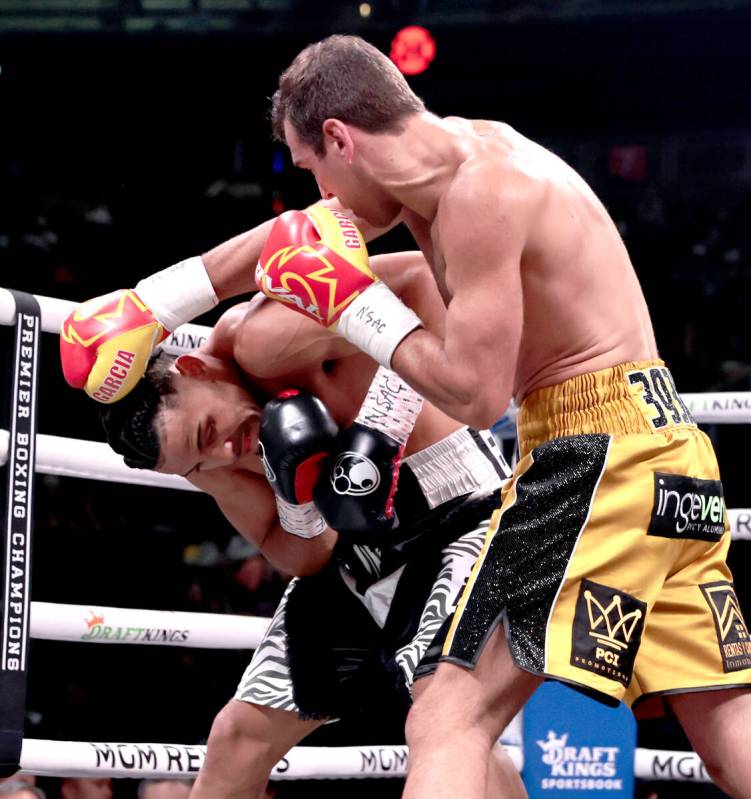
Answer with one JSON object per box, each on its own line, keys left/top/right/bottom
{"left": 355, "top": 112, "right": 468, "bottom": 220}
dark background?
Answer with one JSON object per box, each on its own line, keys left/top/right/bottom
{"left": 1, "top": 1, "right": 750, "bottom": 796}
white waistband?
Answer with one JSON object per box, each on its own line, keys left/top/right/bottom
{"left": 402, "top": 427, "right": 507, "bottom": 510}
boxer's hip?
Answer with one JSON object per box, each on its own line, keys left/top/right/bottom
{"left": 517, "top": 359, "right": 696, "bottom": 457}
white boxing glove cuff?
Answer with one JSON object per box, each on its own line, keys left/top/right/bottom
{"left": 135, "top": 255, "right": 218, "bottom": 332}
{"left": 336, "top": 281, "right": 422, "bottom": 369}
{"left": 275, "top": 496, "right": 327, "bottom": 539}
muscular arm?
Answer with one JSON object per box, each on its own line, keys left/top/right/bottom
{"left": 187, "top": 467, "right": 336, "bottom": 577}
{"left": 201, "top": 199, "right": 400, "bottom": 302}
{"left": 391, "top": 180, "right": 526, "bottom": 429}
{"left": 229, "top": 251, "right": 445, "bottom": 378}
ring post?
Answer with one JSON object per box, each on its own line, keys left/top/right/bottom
{"left": 0, "top": 291, "right": 41, "bottom": 775}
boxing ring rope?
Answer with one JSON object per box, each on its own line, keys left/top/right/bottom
{"left": 1, "top": 288, "right": 751, "bottom": 426}
{"left": 17, "top": 739, "right": 712, "bottom": 783}
{"left": 0, "top": 430, "right": 198, "bottom": 491}
{"left": 29, "top": 602, "right": 269, "bottom": 649}
{"left": 0, "top": 287, "right": 745, "bottom": 786}
{"left": 1, "top": 431, "right": 750, "bottom": 538}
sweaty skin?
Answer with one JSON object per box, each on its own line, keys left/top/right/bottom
{"left": 283, "top": 114, "right": 659, "bottom": 428}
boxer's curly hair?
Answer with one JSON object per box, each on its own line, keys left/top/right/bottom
{"left": 271, "top": 35, "right": 425, "bottom": 155}
{"left": 100, "top": 352, "right": 178, "bottom": 470}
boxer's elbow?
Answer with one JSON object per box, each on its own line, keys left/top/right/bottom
{"left": 462, "top": 396, "right": 509, "bottom": 431}
{"left": 442, "top": 375, "right": 510, "bottom": 430}
{"left": 258, "top": 525, "right": 336, "bottom": 578}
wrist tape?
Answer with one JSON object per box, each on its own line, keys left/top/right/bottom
{"left": 275, "top": 496, "right": 327, "bottom": 539}
{"left": 135, "top": 255, "right": 218, "bottom": 332}
{"left": 336, "top": 281, "right": 422, "bottom": 368}
{"left": 355, "top": 366, "right": 424, "bottom": 446}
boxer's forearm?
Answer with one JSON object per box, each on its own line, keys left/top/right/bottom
{"left": 259, "top": 523, "right": 338, "bottom": 577}
{"left": 191, "top": 468, "right": 337, "bottom": 577}
{"left": 200, "top": 202, "right": 397, "bottom": 303}
{"left": 201, "top": 218, "right": 276, "bottom": 301}
{"left": 391, "top": 328, "right": 513, "bottom": 430}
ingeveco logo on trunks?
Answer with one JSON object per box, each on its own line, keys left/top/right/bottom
{"left": 571, "top": 579, "right": 646, "bottom": 686}
{"left": 700, "top": 582, "right": 751, "bottom": 672}
{"left": 80, "top": 610, "right": 189, "bottom": 644}
{"left": 648, "top": 472, "right": 725, "bottom": 541}
{"left": 536, "top": 730, "right": 623, "bottom": 791}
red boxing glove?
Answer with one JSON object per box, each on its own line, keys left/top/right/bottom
{"left": 256, "top": 205, "right": 422, "bottom": 368}
{"left": 60, "top": 256, "right": 217, "bottom": 404}
{"left": 60, "top": 289, "right": 169, "bottom": 404}
{"left": 256, "top": 205, "right": 375, "bottom": 328}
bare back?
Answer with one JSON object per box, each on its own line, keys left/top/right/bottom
{"left": 405, "top": 118, "right": 658, "bottom": 403}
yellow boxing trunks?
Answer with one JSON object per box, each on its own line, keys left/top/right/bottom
{"left": 443, "top": 360, "right": 751, "bottom": 707}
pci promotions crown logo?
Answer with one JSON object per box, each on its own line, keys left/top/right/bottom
{"left": 585, "top": 590, "right": 643, "bottom": 651}
{"left": 571, "top": 579, "right": 647, "bottom": 686}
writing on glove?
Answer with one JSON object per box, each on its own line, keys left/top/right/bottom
{"left": 60, "top": 289, "right": 168, "bottom": 404}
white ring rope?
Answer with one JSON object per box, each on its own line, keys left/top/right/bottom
{"left": 0, "top": 430, "right": 198, "bottom": 492}
{"left": 4, "top": 431, "right": 748, "bottom": 541}
{"left": 30, "top": 602, "right": 269, "bottom": 649}
{"left": 0, "top": 288, "right": 211, "bottom": 357}
{"left": 17, "top": 740, "right": 415, "bottom": 781}
{"left": 0, "top": 286, "right": 744, "bottom": 786}
{"left": 1, "top": 287, "right": 750, "bottom": 424}
{"left": 17, "top": 738, "right": 708, "bottom": 783}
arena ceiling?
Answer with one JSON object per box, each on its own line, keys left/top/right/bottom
{"left": 0, "top": 0, "right": 750, "bottom": 35}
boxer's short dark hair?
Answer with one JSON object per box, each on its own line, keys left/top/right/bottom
{"left": 271, "top": 35, "right": 425, "bottom": 155}
{"left": 100, "top": 352, "right": 178, "bottom": 470}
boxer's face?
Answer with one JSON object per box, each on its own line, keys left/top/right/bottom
{"left": 285, "top": 119, "right": 401, "bottom": 228}
{"left": 155, "top": 355, "right": 263, "bottom": 477}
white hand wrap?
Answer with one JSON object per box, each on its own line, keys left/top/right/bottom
{"left": 336, "top": 281, "right": 422, "bottom": 368}
{"left": 135, "top": 255, "right": 218, "bottom": 332}
{"left": 275, "top": 496, "right": 327, "bottom": 539}
{"left": 355, "top": 366, "right": 424, "bottom": 446}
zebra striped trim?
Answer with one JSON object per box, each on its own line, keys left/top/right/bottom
{"left": 395, "top": 520, "right": 490, "bottom": 693}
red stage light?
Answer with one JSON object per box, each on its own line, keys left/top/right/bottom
{"left": 390, "top": 25, "right": 436, "bottom": 76}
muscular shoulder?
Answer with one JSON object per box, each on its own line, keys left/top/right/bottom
{"left": 440, "top": 156, "right": 539, "bottom": 243}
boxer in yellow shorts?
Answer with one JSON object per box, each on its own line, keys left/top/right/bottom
{"left": 443, "top": 360, "right": 751, "bottom": 709}
{"left": 64, "top": 35, "right": 751, "bottom": 798}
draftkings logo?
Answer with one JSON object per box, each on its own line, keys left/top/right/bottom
{"left": 648, "top": 472, "right": 726, "bottom": 541}
{"left": 701, "top": 582, "right": 751, "bottom": 672}
{"left": 81, "top": 610, "right": 189, "bottom": 644}
{"left": 571, "top": 579, "right": 646, "bottom": 686}
{"left": 536, "top": 730, "right": 622, "bottom": 790}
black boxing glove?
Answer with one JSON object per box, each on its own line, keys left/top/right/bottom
{"left": 259, "top": 389, "right": 339, "bottom": 538}
{"left": 314, "top": 367, "right": 423, "bottom": 536}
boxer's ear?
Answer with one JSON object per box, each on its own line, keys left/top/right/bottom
{"left": 322, "top": 118, "right": 354, "bottom": 164}
{"left": 175, "top": 353, "right": 206, "bottom": 378}
{"left": 178, "top": 352, "right": 239, "bottom": 383}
